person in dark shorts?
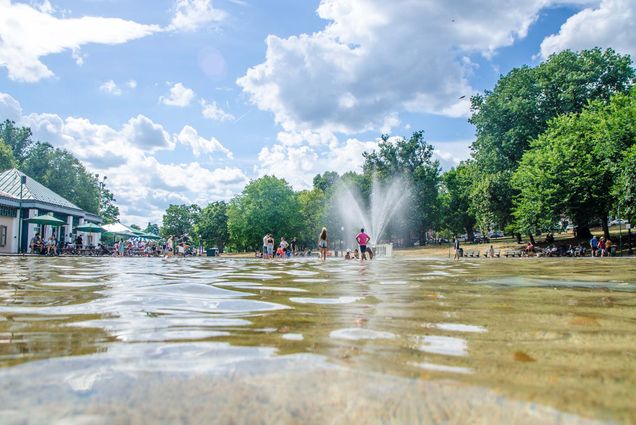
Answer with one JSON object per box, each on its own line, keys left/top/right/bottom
{"left": 355, "top": 228, "right": 371, "bottom": 261}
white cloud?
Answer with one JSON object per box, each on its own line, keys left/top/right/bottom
{"left": 201, "top": 99, "right": 235, "bottom": 122}
{"left": 0, "top": 92, "right": 23, "bottom": 122}
{"left": 237, "top": 0, "right": 564, "bottom": 134}
{"left": 540, "top": 0, "right": 636, "bottom": 59}
{"left": 160, "top": 83, "right": 196, "bottom": 107}
{"left": 99, "top": 80, "right": 122, "bottom": 96}
{"left": 0, "top": 0, "right": 161, "bottom": 82}
{"left": 127, "top": 80, "right": 138, "bottom": 89}
{"left": 169, "top": 0, "right": 226, "bottom": 32}
{"left": 2, "top": 91, "right": 248, "bottom": 223}
{"left": 256, "top": 136, "right": 380, "bottom": 189}
{"left": 177, "top": 125, "right": 233, "bottom": 158}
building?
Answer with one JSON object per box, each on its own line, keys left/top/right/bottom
{"left": 0, "top": 168, "right": 102, "bottom": 254}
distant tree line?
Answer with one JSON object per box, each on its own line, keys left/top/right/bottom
{"left": 0, "top": 121, "right": 120, "bottom": 223}
{"left": 162, "top": 48, "right": 635, "bottom": 252}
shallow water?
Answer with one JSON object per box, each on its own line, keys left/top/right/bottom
{"left": 0, "top": 256, "right": 635, "bottom": 424}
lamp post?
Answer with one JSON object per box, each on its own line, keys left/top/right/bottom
{"left": 96, "top": 174, "right": 107, "bottom": 214}
{"left": 17, "top": 175, "right": 26, "bottom": 254}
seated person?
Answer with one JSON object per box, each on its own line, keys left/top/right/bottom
{"left": 275, "top": 246, "right": 285, "bottom": 257}
{"left": 524, "top": 242, "right": 534, "bottom": 255}
{"left": 344, "top": 250, "right": 352, "bottom": 260}
{"left": 488, "top": 245, "right": 495, "bottom": 258}
{"left": 75, "top": 235, "right": 84, "bottom": 250}
{"left": 353, "top": 248, "right": 360, "bottom": 259}
{"left": 46, "top": 236, "right": 57, "bottom": 255}
{"left": 30, "top": 233, "right": 43, "bottom": 254}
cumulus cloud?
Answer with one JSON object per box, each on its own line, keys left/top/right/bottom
{"left": 0, "top": 0, "right": 161, "bottom": 82}
{"left": 201, "top": 99, "right": 235, "bottom": 122}
{"left": 1, "top": 91, "right": 245, "bottom": 223}
{"left": 540, "top": 0, "right": 636, "bottom": 58}
{"left": 177, "top": 125, "right": 233, "bottom": 158}
{"left": 160, "top": 83, "right": 196, "bottom": 107}
{"left": 169, "top": 0, "right": 226, "bottom": 32}
{"left": 237, "top": 0, "right": 565, "bottom": 134}
{"left": 99, "top": 80, "right": 122, "bottom": 96}
{"left": 256, "top": 137, "right": 380, "bottom": 189}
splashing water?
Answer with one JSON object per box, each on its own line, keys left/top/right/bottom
{"left": 334, "top": 177, "right": 411, "bottom": 246}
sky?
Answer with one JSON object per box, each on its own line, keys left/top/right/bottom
{"left": 0, "top": 0, "right": 634, "bottom": 225}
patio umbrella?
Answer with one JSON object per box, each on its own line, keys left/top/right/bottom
{"left": 25, "top": 214, "right": 66, "bottom": 226}
{"left": 75, "top": 223, "right": 106, "bottom": 233}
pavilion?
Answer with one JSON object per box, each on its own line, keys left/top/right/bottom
{"left": 0, "top": 168, "right": 102, "bottom": 254}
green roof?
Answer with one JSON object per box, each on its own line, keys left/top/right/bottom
{"left": 0, "top": 168, "right": 82, "bottom": 211}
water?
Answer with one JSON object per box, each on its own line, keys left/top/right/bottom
{"left": 0, "top": 256, "right": 635, "bottom": 424}
{"left": 334, "top": 177, "right": 410, "bottom": 244}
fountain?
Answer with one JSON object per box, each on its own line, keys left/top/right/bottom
{"left": 333, "top": 177, "right": 411, "bottom": 257}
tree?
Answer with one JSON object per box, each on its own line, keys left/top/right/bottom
{"left": 439, "top": 162, "right": 477, "bottom": 238}
{"left": 363, "top": 131, "right": 441, "bottom": 243}
{"left": 512, "top": 90, "right": 636, "bottom": 239}
{"left": 0, "top": 120, "right": 34, "bottom": 163}
{"left": 99, "top": 188, "right": 120, "bottom": 224}
{"left": 129, "top": 224, "right": 141, "bottom": 230}
{"left": 194, "top": 201, "right": 229, "bottom": 251}
{"left": 296, "top": 189, "right": 327, "bottom": 247}
{"left": 313, "top": 171, "right": 340, "bottom": 192}
{"left": 0, "top": 138, "right": 16, "bottom": 171}
{"left": 161, "top": 204, "right": 201, "bottom": 238}
{"left": 227, "top": 176, "right": 301, "bottom": 250}
{"left": 470, "top": 48, "right": 635, "bottom": 230}
{"left": 144, "top": 223, "right": 160, "bottom": 236}
{"left": 21, "top": 142, "right": 101, "bottom": 213}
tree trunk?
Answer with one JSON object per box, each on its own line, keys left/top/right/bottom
{"left": 528, "top": 233, "right": 536, "bottom": 246}
{"left": 515, "top": 233, "right": 522, "bottom": 244}
{"left": 577, "top": 226, "right": 592, "bottom": 240}
{"left": 601, "top": 216, "right": 610, "bottom": 240}
{"left": 466, "top": 227, "right": 474, "bottom": 243}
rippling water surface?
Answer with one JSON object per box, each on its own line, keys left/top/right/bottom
{"left": 0, "top": 256, "right": 635, "bottom": 424}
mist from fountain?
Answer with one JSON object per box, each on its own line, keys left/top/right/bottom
{"left": 333, "top": 177, "right": 411, "bottom": 249}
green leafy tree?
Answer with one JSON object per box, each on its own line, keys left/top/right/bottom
{"left": 99, "top": 188, "right": 120, "bottom": 224}
{"left": 227, "top": 176, "right": 301, "bottom": 250}
{"left": 439, "top": 162, "right": 477, "bottom": 238}
{"left": 0, "top": 120, "right": 34, "bottom": 163}
{"left": 512, "top": 90, "right": 636, "bottom": 239}
{"left": 194, "top": 201, "right": 229, "bottom": 251}
{"left": 296, "top": 189, "right": 327, "bottom": 247}
{"left": 470, "top": 48, "right": 635, "bottom": 230}
{"left": 363, "top": 131, "right": 441, "bottom": 243}
{"left": 129, "top": 224, "right": 141, "bottom": 230}
{"left": 161, "top": 204, "right": 201, "bottom": 238}
{"left": 21, "top": 142, "right": 101, "bottom": 213}
{"left": 144, "top": 223, "right": 160, "bottom": 236}
{"left": 0, "top": 138, "right": 16, "bottom": 171}
{"left": 313, "top": 171, "right": 340, "bottom": 193}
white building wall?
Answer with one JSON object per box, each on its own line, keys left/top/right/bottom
{"left": 27, "top": 209, "right": 38, "bottom": 253}
{"left": 0, "top": 216, "right": 18, "bottom": 254}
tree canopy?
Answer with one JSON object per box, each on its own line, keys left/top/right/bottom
{"left": 161, "top": 204, "right": 201, "bottom": 238}
{"left": 194, "top": 201, "right": 229, "bottom": 251}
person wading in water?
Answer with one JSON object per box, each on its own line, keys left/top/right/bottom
{"left": 318, "top": 227, "right": 328, "bottom": 261}
{"left": 356, "top": 228, "right": 371, "bottom": 261}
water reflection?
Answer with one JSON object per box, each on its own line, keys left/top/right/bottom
{"left": 0, "top": 256, "right": 634, "bottom": 424}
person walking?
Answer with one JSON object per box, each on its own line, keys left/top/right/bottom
{"left": 590, "top": 235, "right": 598, "bottom": 257}
{"left": 356, "top": 228, "right": 371, "bottom": 261}
{"left": 318, "top": 228, "right": 328, "bottom": 261}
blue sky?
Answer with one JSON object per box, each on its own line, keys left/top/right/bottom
{"left": 0, "top": 0, "right": 634, "bottom": 225}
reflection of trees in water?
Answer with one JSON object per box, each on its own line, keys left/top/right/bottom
{"left": 0, "top": 314, "right": 112, "bottom": 368}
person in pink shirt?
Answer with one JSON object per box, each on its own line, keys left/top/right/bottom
{"left": 356, "top": 228, "right": 371, "bottom": 261}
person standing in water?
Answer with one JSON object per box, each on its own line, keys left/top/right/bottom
{"left": 356, "top": 228, "right": 371, "bottom": 261}
{"left": 318, "top": 227, "right": 328, "bottom": 261}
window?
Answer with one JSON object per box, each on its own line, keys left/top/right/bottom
{"left": 0, "top": 225, "right": 7, "bottom": 247}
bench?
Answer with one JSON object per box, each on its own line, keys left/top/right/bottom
{"left": 485, "top": 249, "right": 500, "bottom": 258}
{"left": 465, "top": 250, "right": 480, "bottom": 258}
{"left": 504, "top": 250, "right": 523, "bottom": 257}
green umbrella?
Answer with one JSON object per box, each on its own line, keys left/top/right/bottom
{"left": 25, "top": 214, "right": 66, "bottom": 225}
{"left": 141, "top": 233, "right": 162, "bottom": 240}
{"left": 75, "top": 223, "right": 106, "bottom": 233}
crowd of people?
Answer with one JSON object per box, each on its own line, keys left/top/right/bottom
{"left": 452, "top": 233, "right": 620, "bottom": 259}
